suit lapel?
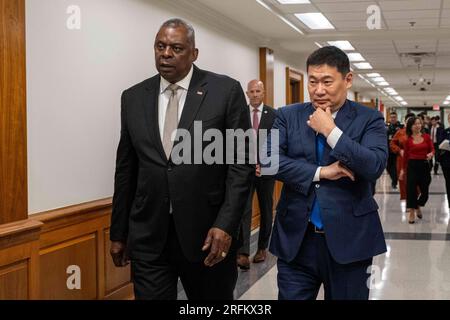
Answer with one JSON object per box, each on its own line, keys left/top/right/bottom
{"left": 177, "top": 66, "right": 208, "bottom": 132}
{"left": 304, "top": 103, "right": 317, "bottom": 164}
{"left": 259, "top": 105, "right": 271, "bottom": 130}
{"left": 144, "top": 76, "right": 167, "bottom": 162}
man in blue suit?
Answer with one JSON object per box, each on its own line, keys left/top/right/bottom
{"left": 267, "top": 46, "right": 387, "bottom": 300}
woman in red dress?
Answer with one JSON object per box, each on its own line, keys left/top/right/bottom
{"left": 400, "top": 116, "right": 434, "bottom": 224}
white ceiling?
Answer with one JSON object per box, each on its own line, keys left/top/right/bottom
{"left": 188, "top": 0, "right": 450, "bottom": 107}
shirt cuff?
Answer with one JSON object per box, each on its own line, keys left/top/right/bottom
{"left": 327, "top": 126, "right": 343, "bottom": 149}
{"left": 313, "top": 167, "right": 322, "bottom": 182}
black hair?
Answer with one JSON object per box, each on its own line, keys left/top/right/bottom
{"left": 405, "top": 112, "right": 415, "bottom": 122}
{"left": 307, "top": 46, "right": 350, "bottom": 77}
{"left": 406, "top": 116, "right": 422, "bottom": 136}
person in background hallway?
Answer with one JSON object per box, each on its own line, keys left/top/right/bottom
{"left": 390, "top": 113, "right": 415, "bottom": 201}
{"left": 110, "top": 18, "right": 253, "bottom": 300}
{"left": 439, "top": 113, "right": 450, "bottom": 208}
{"left": 429, "top": 116, "right": 444, "bottom": 174}
{"left": 267, "top": 46, "right": 387, "bottom": 300}
{"left": 386, "top": 111, "right": 403, "bottom": 189}
{"left": 419, "top": 113, "right": 430, "bottom": 134}
{"left": 400, "top": 116, "right": 434, "bottom": 224}
{"left": 237, "top": 80, "right": 276, "bottom": 270}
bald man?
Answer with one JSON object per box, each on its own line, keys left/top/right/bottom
{"left": 237, "top": 80, "right": 277, "bottom": 270}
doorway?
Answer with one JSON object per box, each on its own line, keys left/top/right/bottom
{"left": 286, "top": 67, "right": 304, "bottom": 105}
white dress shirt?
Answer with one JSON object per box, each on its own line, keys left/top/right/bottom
{"left": 249, "top": 103, "right": 264, "bottom": 128}
{"left": 313, "top": 110, "right": 343, "bottom": 182}
{"left": 158, "top": 65, "right": 194, "bottom": 139}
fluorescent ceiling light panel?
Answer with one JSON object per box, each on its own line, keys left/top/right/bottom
{"left": 315, "top": 42, "right": 323, "bottom": 48}
{"left": 347, "top": 53, "right": 365, "bottom": 62}
{"left": 327, "top": 41, "right": 355, "bottom": 51}
{"left": 366, "top": 73, "right": 380, "bottom": 77}
{"left": 444, "top": 101, "right": 450, "bottom": 105}
{"left": 401, "top": 101, "right": 408, "bottom": 105}
{"left": 353, "top": 62, "right": 372, "bottom": 69}
{"left": 394, "top": 96, "right": 404, "bottom": 101}
{"left": 372, "top": 77, "right": 386, "bottom": 82}
{"left": 446, "top": 95, "right": 450, "bottom": 100}
{"left": 277, "top": 0, "right": 310, "bottom": 3}
{"left": 378, "top": 81, "right": 389, "bottom": 86}
{"left": 295, "top": 13, "right": 335, "bottom": 30}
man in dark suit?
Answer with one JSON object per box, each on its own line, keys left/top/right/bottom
{"left": 430, "top": 116, "right": 445, "bottom": 174}
{"left": 266, "top": 46, "right": 387, "bottom": 300}
{"left": 236, "top": 80, "right": 276, "bottom": 270}
{"left": 109, "top": 18, "right": 253, "bottom": 300}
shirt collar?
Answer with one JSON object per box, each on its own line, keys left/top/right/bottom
{"left": 160, "top": 65, "right": 194, "bottom": 94}
{"left": 249, "top": 103, "right": 264, "bottom": 112}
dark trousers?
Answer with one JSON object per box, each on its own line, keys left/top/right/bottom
{"left": 131, "top": 217, "right": 238, "bottom": 300}
{"left": 386, "top": 152, "right": 398, "bottom": 187}
{"left": 238, "top": 177, "right": 275, "bottom": 256}
{"left": 432, "top": 143, "right": 440, "bottom": 174}
{"left": 406, "top": 160, "right": 432, "bottom": 209}
{"left": 277, "top": 224, "right": 372, "bottom": 300}
{"left": 442, "top": 167, "right": 450, "bottom": 208}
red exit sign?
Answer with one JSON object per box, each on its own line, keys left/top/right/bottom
{"left": 433, "top": 104, "right": 440, "bottom": 111}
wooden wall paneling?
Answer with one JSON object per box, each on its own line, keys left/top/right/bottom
{"left": 0, "top": 219, "right": 42, "bottom": 299}
{"left": 0, "top": 0, "right": 27, "bottom": 224}
{"left": 259, "top": 47, "right": 274, "bottom": 107}
{"left": 0, "top": 260, "right": 28, "bottom": 299}
{"left": 39, "top": 233, "right": 98, "bottom": 300}
{"left": 28, "top": 199, "right": 132, "bottom": 300}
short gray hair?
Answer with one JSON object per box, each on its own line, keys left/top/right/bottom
{"left": 160, "top": 18, "right": 195, "bottom": 47}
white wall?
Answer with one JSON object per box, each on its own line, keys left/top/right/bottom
{"left": 26, "top": 0, "right": 259, "bottom": 214}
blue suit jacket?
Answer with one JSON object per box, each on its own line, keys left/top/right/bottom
{"left": 268, "top": 100, "right": 387, "bottom": 264}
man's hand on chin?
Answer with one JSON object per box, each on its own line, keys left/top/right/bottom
{"left": 320, "top": 161, "right": 355, "bottom": 181}
{"left": 307, "top": 107, "right": 336, "bottom": 137}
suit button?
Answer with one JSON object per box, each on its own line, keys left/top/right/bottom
{"left": 315, "top": 184, "right": 320, "bottom": 189}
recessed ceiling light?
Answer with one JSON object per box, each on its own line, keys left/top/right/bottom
{"left": 327, "top": 41, "right": 355, "bottom": 51}
{"left": 378, "top": 81, "right": 389, "bottom": 86}
{"left": 444, "top": 101, "right": 450, "bottom": 105}
{"left": 394, "top": 96, "right": 404, "bottom": 101}
{"left": 353, "top": 62, "right": 373, "bottom": 69}
{"left": 347, "top": 53, "right": 365, "bottom": 62}
{"left": 401, "top": 101, "right": 408, "bottom": 105}
{"left": 366, "top": 73, "right": 381, "bottom": 78}
{"left": 277, "top": 0, "right": 311, "bottom": 3}
{"left": 295, "top": 13, "right": 335, "bottom": 30}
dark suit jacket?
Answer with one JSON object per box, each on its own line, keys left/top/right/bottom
{"left": 110, "top": 65, "right": 253, "bottom": 262}
{"left": 249, "top": 104, "right": 276, "bottom": 179}
{"left": 268, "top": 100, "right": 388, "bottom": 264}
